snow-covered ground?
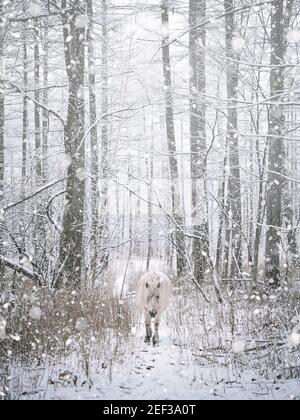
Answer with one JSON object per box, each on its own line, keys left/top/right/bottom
{"left": 2, "top": 259, "right": 299, "bottom": 400}
{"left": 40, "top": 321, "right": 300, "bottom": 401}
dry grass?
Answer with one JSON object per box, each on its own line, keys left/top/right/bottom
{"left": 167, "top": 279, "right": 300, "bottom": 380}
{"left": 0, "top": 278, "right": 133, "bottom": 399}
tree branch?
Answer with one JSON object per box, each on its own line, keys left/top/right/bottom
{"left": 3, "top": 178, "right": 66, "bottom": 213}
{"left": 1, "top": 77, "right": 65, "bottom": 126}
{"left": 0, "top": 256, "right": 41, "bottom": 283}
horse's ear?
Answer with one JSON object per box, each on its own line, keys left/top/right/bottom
{"left": 145, "top": 282, "right": 149, "bottom": 288}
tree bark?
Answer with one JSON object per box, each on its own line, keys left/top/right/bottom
{"left": 34, "top": 18, "right": 42, "bottom": 179}
{"left": 98, "top": 0, "right": 109, "bottom": 270}
{"left": 265, "top": 0, "right": 292, "bottom": 287}
{"left": 284, "top": 110, "right": 300, "bottom": 273}
{"left": 146, "top": 118, "right": 154, "bottom": 271}
{"left": 216, "top": 139, "right": 228, "bottom": 274}
{"left": 189, "top": 0, "right": 208, "bottom": 282}
{"left": 42, "top": 18, "right": 49, "bottom": 182}
{"left": 0, "top": 0, "right": 5, "bottom": 278}
{"left": 161, "top": 0, "right": 186, "bottom": 276}
{"left": 224, "top": 0, "right": 242, "bottom": 278}
{"left": 253, "top": 141, "right": 268, "bottom": 281}
{"left": 87, "top": 0, "right": 99, "bottom": 280}
{"left": 22, "top": 27, "right": 28, "bottom": 195}
{"left": 57, "top": 0, "right": 86, "bottom": 289}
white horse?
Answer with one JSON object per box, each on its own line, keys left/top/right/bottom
{"left": 136, "top": 271, "right": 172, "bottom": 345}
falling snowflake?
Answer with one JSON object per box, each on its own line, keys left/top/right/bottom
{"left": 28, "top": 4, "right": 42, "bottom": 18}
{"left": 161, "top": 22, "right": 169, "bottom": 37}
{"left": 287, "top": 332, "right": 300, "bottom": 347}
{"left": 29, "top": 306, "right": 43, "bottom": 321}
{"left": 286, "top": 29, "right": 300, "bottom": 43}
{"left": 10, "top": 334, "right": 21, "bottom": 342}
{"left": 76, "top": 167, "right": 86, "bottom": 182}
{"left": 291, "top": 315, "right": 300, "bottom": 326}
{"left": 232, "top": 37, "right": 246, "bottom": 51}
{"left": 75, "top": 317, "right": 88, "bottom": 332}
{"left": 61, "top": 153, "right": 72, "bottom": 170}
{"left": 66, "top": 338, "right": 73, "bottom": 346}
{"left": 271, "top": 107, "right": 283, "bottom": 119}
{"left": 232, "top": 340, "right": 246, "bottom": 353}
{"left": 75, "top": 15, "right": 88, "bottom": 29}
{"left": 77, "top": 84, "right": 84, "bottom": 99}
{"left": 0, "top": 316, "right": 7, "bottom": 340}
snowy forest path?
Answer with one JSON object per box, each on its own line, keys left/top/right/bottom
{"left": 45, "top": 317, "right": 300, "bottom": 400}
{"left": 99, "top": 321, "right": 199, "bottom": 400}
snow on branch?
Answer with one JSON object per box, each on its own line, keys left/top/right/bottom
{"left": 152, "top": 0, "right": 274, "bottom": 59}
{"left": 0, "top": 256, "right": 41, "bottom": 283}
{"left": 8, "top": 6, "right": 72, "bottom": 23}
{"left": 2, "top": 178, "right": 66, "bottom": 214}
{"left": 0, "top": 77, "right": 65, "bottom": 126}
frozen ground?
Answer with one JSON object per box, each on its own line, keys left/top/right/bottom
{"left": 42, "top": 321, "right": 300, "bottom": 401}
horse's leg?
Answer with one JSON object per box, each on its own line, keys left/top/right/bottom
{"left": 144, "top": 311, "right": 152, "bottom": 343}
{"left": 152, "top": 316, "right": 160, "bottom": 346}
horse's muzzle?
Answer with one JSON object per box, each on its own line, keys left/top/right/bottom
{"left": 149, "top": 310, "right": 157, "bottom": 318}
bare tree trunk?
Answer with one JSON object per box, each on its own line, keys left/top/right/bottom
{"left": 87, "top": 0, "right": 99, "bottom": 280}
{"left": 34, "top": 18, "right": 42, "bottom": 179}
{"left": 42, "top": 19, "right": 49, "bottom": 182}
{"left": 224, "top": 0, "right": 242, "bottom": 278}
{"left": 0, "top": 1, "right": 5, "bottom": 277}
{"left": 284, "top": 194, "right": 300, "bottom": 275}
{"left": 265, "top": 0, "right": 293, "bottom": 287}
{"left": 22, "top": 27, "right": 28, "bottom": 195}
{"left": 216, "top": 139, "right": 228, "bottom": 273}
{"left": 146, "top": 119, "right": 154, "bottom": 271}
{"left": 58, "top": 0, "right": 86, "bottom": 289}
{"left": 253, "top": 141, "right": 268, "bottom": 281}
{"left": 21, "top": 5, "right": 28, "bottom": 253}
{"left": 189, "top": 0, "right": 208, "bottom": 282}
{"left": 129, "top": 188, "right": 133, "bottom": 256}
{"left": 284, "top": 110, "right": 300, "bottom": 273}
{"left": 33, "top": 17, "right": 45, "bottom": 276}
{"left": 161, "top": 0, "right": 186, "bottom": 276}
{"left": 248, "top": 123, "right": 254, "bottom": 261}
{"left": 180, "top": 117, "right": 186, "bottom": 216}
{"left": 98, "top": 0, "right": 109, "bottom": 270}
